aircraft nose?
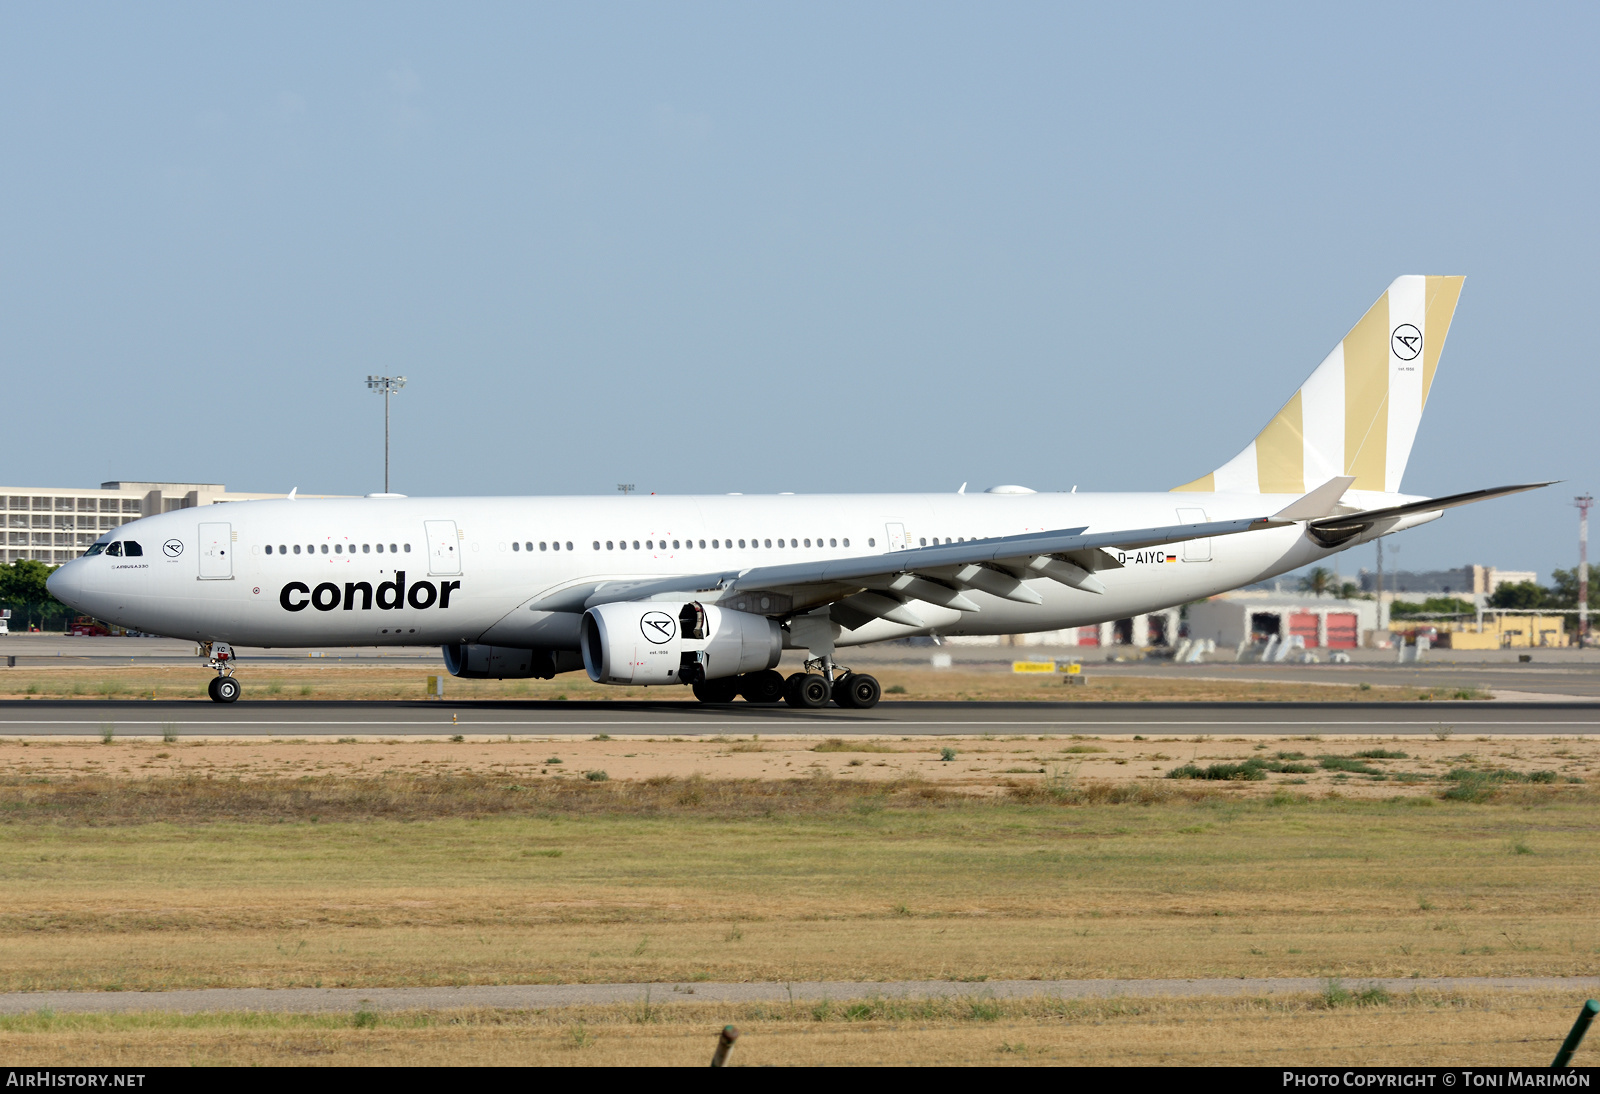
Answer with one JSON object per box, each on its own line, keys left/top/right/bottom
{"left": 47, "top": 561, "right": 84, "bottom": 610}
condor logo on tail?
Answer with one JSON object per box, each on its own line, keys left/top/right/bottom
{"left": 280, "top": 571, "right": 461, "bottom": 612}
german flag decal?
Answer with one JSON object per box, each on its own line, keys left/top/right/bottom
{"left": 1165, "top": 554, "right": 1177, "bottom": 562}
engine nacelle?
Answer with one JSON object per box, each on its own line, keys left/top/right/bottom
{"left": 580, "top": 601, "right": 782, "bottom": 685}
{"left": 442, "top": 644, "right": 582, "bottom": 680}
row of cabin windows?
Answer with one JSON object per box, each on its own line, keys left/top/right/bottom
{"left": 512, "top": 541, "right": 575, "bottom": 551}
{"left": 588, "top": 536, "right": 855, "bottom": 552}
{"left": 264, "top": 543, "right": 412, "bottom": 555}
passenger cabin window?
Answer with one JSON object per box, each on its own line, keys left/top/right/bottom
{"left": 403, "top": 544, "right": 410, "bottom": 552}
{"left": 363, "top": 544, "right": 371, "bottom": 553}
{"left": 294, "top": 545, "right": 302, "bottom": 555}
{"left": 512, "top": 541, "right": 520, "bottom": 551}
{"left": 265, "top": 545, "right": 273, "bottom": 555}
{"left": 375, "top": 544, "right": 384, "bottom": 553}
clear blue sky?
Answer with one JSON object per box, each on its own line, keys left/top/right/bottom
{"left": 3, "top": 3, "right": 1594, "bottom": 581}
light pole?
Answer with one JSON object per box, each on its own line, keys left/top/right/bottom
{"left": 1577, "top": 495, "right": 1593, "bottom": 647}
{"left": 366, "top": 375, "right": 407, "bottom": 494}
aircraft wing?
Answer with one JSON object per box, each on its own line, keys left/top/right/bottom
{"left": 580, "top": 514, "right": 1288, "bottom": 629}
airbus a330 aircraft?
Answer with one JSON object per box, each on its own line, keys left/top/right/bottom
{"left": 48, "top": 276, "right": 1544, "bottom": 707}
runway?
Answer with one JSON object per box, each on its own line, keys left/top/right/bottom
{"left": 1, "top": 977, "right": 1593, "bottom": 1015}
{"left": 3, "top": 698, "right": 1599, "bottom": 735}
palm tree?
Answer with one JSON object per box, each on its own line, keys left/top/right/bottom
{"left": 1297, "top": 566, "right": 1335, "bottom": 598}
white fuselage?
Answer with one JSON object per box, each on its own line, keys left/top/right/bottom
{"left": 46, "top": 490, "right": 1422, "bottom": 655}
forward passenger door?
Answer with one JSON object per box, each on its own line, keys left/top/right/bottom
{"left": 198, "top": 523, "right": 232, "bottom": 579}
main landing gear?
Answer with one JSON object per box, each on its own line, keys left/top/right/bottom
{"left": 201, "top": 642, "right": 240, "bottom": 704}
{"left": 688, "top": 666, "right": 881, "bottom": 709}
{"left": 782, "top": 664, "right": 881, "bottom": 710}
{"left": 691, "top": 668, "right": 785, "bottom": 705}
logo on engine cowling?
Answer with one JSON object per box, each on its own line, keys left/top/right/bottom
{"left": 640, "top": 610, "right": 677, "bottom": 644}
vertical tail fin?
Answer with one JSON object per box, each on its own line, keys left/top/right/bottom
{"left": 1173, "top": 275, "right": 1465, "bottom": 495}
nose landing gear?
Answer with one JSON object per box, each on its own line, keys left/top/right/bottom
{"left": 201, "top": 642, "right": 241, "bottom": 703}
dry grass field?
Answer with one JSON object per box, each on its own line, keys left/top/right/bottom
{"left": 0, "top": 991, "right": 1587, "bottom": 1066}
{"left": 2, "top": 730, "right": 1595, "bottom": 1065}
{"left": 0, "top": 661, "right": 1484, "bottom": 703}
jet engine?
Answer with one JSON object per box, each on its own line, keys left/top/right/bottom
{"left": 442, "top": 644, "right": 581, "bottom": 680}
{"left": 580, "top": 601, "right": 781, "bottom": 685}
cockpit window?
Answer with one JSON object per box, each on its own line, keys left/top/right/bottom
{"left": 122, "top": 541, "right": 143, "bottom": 556}
{"left": 105, "top": 542, "right": 122, "bottom": 557}
{"left": 83, "top": 543, "right": 106, "bottom": 557}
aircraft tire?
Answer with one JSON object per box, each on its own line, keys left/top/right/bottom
{"left": 834, "top": 673, "right": 880, "bottom": 709}
{"left": 213, "top": 677, "right": 240, "bottom": 704}
{"left": 784, "top": 672, "right": 831, "bottom": 709}
{"left": 739, "top": 669, "right": 785, "bottom": 704}
{"left": 832, "top": 673, "right": 858, "bottom": 708}
{"left": 691, "top": 677, "right": 740, "bottom": 704}
{"left": 206, "top": 677, "right": 220, "bottom": 701}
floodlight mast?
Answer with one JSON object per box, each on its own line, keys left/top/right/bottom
{"left": 366, "top": 375, "right": 407, "bottom": 494}
{"left": 1578, "top": 495, "right": 1594, "bottom": 647}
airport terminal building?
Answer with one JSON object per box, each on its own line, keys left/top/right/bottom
{"left": 3, "top": 482, "right": 300, "bottom": 564}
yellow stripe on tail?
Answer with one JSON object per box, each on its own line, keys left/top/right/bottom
{"left": 1173, "top": 275, "right": 1464, "bottom": 495}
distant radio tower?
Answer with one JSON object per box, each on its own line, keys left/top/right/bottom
{"left": 1578, "top": 495, "right": 1593, "bottom": 647}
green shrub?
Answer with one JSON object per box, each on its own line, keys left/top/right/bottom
{"left": 1167, "top": 761, "right": 1266, "bottom": 781}
{"left": 1318, "top": 756, "right": 1383, "bottom": 775}
{"left": 584, "top": 770, "right": 609, "bottom": 782}
{"left": 1353, "top": 749, "right": 1408, "bottom": 759}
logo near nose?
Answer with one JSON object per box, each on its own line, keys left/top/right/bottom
{"left": 163, "top": 539, "right": 184, "bottom": 558}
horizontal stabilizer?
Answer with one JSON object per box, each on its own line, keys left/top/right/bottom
{"left": 1272, "top": 476, "right": 1356, "bottom": 521}
{"left": 1306, "top": 482, "right": 1553, "bottom": 547}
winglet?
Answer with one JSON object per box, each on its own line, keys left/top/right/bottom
{"left": 1271, "top": 476, "right": 1356, "bottom": 521}
{"left": 287, "top": 487, "right": 298, "bottom": 501}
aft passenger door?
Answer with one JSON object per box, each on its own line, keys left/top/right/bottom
{"left": 198, "top": 522, "right": 232, "bottom": 579}
{"left": 424, "top": 520, "right": 461, "bottom": 576}
{"left": 1175, "top": 508, "right": 1211, "bottom": 562}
